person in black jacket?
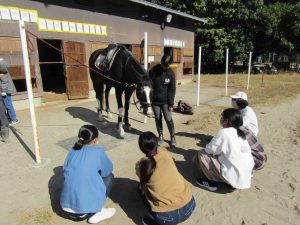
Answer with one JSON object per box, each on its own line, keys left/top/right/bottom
{"left": 149, "top": 55, "right": 176, "bottom": 147}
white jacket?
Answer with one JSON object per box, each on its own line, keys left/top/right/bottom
{"left": 241, "top": 106, "right": 259, "bottom": 136}
{"left": 205, "top": 127, "right": 254, "bottom": 189}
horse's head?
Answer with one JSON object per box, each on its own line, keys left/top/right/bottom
{"left": 136, "top": 80, "right": 153, "bottom": 116}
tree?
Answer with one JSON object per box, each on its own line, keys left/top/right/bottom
{"left": 146, "top": 0, "right": 300, "bottom": 71}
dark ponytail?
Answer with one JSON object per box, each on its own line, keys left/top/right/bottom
{"left": 138, "top": 132, "right": 159, "bottom": 204}
{"left": 222, "top": 108, "right": 246, "bottom": 140}
{"left": 73, "top": 124, "right": 99, "bottom": 150}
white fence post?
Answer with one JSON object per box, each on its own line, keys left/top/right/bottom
{"left": 196, "top": 46, "right": 202, "bottom": 106}
{"left": 19, "top": 20, "right": 41, "bottom": 164}
{"left": 225, "top": 48, "right": 229, "bottom": 96}
{"left": 247, "top": 51, "right": 253, "bottom": 90}
{"left": 144, "top": 32, "right": 148, "bottom": 71}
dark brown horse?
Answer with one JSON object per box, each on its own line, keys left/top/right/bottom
{"left": 89, "top": 45, "right": 153, "bottom": 137}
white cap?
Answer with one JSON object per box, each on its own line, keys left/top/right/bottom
{"left": 230, "top": 91, "right": 248, "bottom": 101}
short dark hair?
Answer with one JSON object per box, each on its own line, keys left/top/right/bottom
{"left": 161, "top": 54, "right": 172, "bottom": 66}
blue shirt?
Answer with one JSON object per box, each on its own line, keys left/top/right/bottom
{"left": 60, "top": 146, "right": 113, "bottom": 213}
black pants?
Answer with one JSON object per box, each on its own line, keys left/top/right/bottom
{"left": 152, "top": 104, "right": 175, "bottom": 137}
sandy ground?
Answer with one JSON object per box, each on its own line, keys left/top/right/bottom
{"left": 0, "top": 82, "right": 299, "bottom": 225}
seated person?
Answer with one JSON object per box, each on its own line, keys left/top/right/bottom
{"left": 60, "top": 124, "right": 115, "bottom": 224}
{"left": 136, "top": 131, "right": 195, "bottom": 225}
{"left": 193, "top": 108, "right": 254, "bottom": 191}
{"left": 231, "top": 91, "right": 267, "bottom": 170}
{"left": 230, "top": 91, "right": 258, "bottom": 136}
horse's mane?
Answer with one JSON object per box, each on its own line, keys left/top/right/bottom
{"left": 123, "top": 49, "right": 149, "bottom": 81}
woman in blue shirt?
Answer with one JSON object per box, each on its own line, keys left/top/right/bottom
{"left": 60, "top": 124, "right": 116, "bottom": 224}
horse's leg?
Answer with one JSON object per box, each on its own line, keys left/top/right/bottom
{"left": 123, "top": 87, "right": 135, "bottom": 130}
{"left": 105, "top": 85, "right": 113, "bottom": 119}
{"left": 115, "top": 88, "right": 125, "bottom": 137}
{"left": 96, "top": 82, "right": 104, "bottom": 122}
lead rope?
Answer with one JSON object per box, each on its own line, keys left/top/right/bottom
{"left": 25, "top": 30, "right": 126, "bottom": 86}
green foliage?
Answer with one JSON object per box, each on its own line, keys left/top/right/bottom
{"left": 146, "top": 0, "right": 300, "bottom": 70}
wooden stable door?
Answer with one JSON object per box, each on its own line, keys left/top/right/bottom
{"left": 63, "top": 41, "right": 89, "bottom": 99}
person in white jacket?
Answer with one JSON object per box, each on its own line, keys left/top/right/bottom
{"left": 231, "top": 91, "right": 267, "bottom": 170}
{"left": 230, "top": 91, "right": 259, "bottom": 136}
{"left": 193, "top": 108, "right": 254, "bottom": 191}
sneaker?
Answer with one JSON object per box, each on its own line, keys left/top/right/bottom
{"left": 68, "top": 213, "right": 89, "bottom": 221}
{"left": 10, "top": 120, "right": 20, "bottom": 125}
{"left": 142, "top": 215, "right": 160, "bottom": 225}
{"left": 196, "top": 178, "right": 217, "bottom": 191}
{"left": 88, "top": 208, "right": 116, "bottom": 224}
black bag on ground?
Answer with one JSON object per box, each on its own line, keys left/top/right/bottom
{"left": 174, "top": 100, "right": 194, "bottom": 115}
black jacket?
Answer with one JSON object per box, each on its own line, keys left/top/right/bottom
{"left": 149, "top": 64, "right": 176, "bottom": 106}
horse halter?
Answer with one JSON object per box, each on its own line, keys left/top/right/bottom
{"left": 133, "top": 83, "right": 152, "bottom": 111}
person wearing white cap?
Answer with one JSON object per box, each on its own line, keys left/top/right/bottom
{"left": 230, "top": 91, "right": 267, "bottom": 170}
{"left": 230, "top": 91, "right": 259, "bottom": 136}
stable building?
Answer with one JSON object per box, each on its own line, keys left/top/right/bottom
{"left": 0, "top": 0, "right": 205, "bottom": 106}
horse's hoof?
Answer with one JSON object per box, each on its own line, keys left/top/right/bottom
{"left": 107, "top": 112, "right": 113, "bottom": 119}
{"left": 119, "top": 129, "right": 125, "bottom": 137}
{"left": 98, "top": 116, "right": 104, "bottom": 122}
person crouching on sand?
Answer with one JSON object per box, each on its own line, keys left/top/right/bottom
{"left": 193, "top": 108, "right": 254, "bottom": 191}
{"left": 231, "top": 91, "right": 267, "bottom": 170}
{"left": 60, "top": 124, "right": 116, "bottom": 223}
{"left": 136, "top": 131, "right": 195, "bottom": 225}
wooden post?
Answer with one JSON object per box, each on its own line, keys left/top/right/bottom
{"left": 19, "top": 20, "right": 41, "bottom": 164}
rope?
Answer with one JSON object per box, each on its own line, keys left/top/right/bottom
{"left": 25, "top": 30, "right": 124, "bottom": 86}
{"left": 132, "top": 89, "right": 142, "bottom": 111}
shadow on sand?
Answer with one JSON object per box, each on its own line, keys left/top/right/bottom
{"left": 168, "top": 132, "right": 234, "bottom": 194}
{"left": 176, "top": 132, "right": 213, "bottom": 148}
{"left": 65, "top": 106, "right": 143, "bottom": 138}
{"left": 109, "top": 177, "right": 147, "bottom": 224}
{"left": 48, "top": 168, "right": 147, "bottom": 223}
{"left": 48, "top": 166, "right": 69, "bottom": 219}
{"left": 9, "top": 126, "right": 36, "bottom": 161}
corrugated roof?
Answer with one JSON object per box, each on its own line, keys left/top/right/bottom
{"left": 129, "top": 0, "right": 207, "bottom": 23}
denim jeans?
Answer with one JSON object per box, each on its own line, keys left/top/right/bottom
{"left": 151, "top": 197, "right": 196, "bottom": 225}
{"left": 2, "top": 94, "right": 17, "bottom": 121}
{"left": 103, "top": 173, "right": 114, "bottom": 197}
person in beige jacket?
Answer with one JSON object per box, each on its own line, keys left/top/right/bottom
{"left": 136, "top": 131, "right": 195, "bottom": 225}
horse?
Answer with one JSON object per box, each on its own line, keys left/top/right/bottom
{"left": 89, "top": 44, "right": 153, "bottom": 137}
